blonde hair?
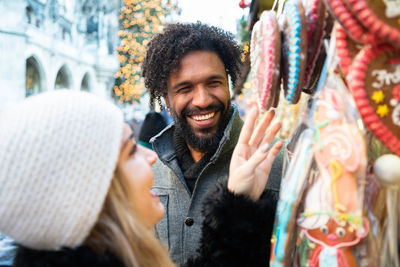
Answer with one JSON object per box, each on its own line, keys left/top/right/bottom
{"left": 85, "top": 171, "right": 176, "bottom": 267}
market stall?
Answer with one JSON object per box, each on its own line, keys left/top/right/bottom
{"left": 239, "top": 0, "right": 400, "bottom": 266}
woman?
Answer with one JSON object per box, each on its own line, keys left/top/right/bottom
{"left": 0, "top": 90, "right": 282, "bottom": 267}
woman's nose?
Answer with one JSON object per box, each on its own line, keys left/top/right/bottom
{"left": 144, "top": 147, "right": 158, "bottom": 166}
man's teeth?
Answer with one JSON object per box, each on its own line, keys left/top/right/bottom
{"left": 192, "top": 112, "right": 215, "bottom": 121}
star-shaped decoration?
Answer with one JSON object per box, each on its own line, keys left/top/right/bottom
{"left": 372, "top": 90, "right": 385, "bottom": 104}
{"left": 376, "top": 104, "right": 389, "bottom": 117}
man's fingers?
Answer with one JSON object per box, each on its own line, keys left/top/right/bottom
{"left": 249, "top": 109, "right": 275, "bottom": 147}
{"left": 238, "top": 106, "right": 258, "bottom": 145}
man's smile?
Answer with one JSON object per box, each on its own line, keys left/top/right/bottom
{"left": 190, "top": 112, "right": 216, "bottom": 121}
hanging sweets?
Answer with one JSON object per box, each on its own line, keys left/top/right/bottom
{"left": 323, "top": 0, "right": 376, "bottom": 44}
{"left": 302, "top": 0, "right": 326, "bottom": 93}
{"left": 250, "top": 10, "right": 281, "bottom": 110}
{"left": 297, "top": 74, "right": 369, "bottom": 267}
{"left": 350, "top": 45, "right": 400, "bottom": 156}
{"left": 335, "top": 25, "right": 362, "bottom": 77}
{"left": 281, "top": 0, "right": 308, "bottom": 104}
{"left": 347, "top": 0, "right": 400, "bottom": 47}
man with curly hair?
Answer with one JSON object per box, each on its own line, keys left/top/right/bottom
{"left": 142, "top": 22, "right": 283, "bottom": 264}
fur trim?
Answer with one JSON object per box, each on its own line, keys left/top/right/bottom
{"left": 13, "top": 245, "right": 124, "bottom": 267}
{"left": 185, "top": 182, "right": 278, "bottom": 267}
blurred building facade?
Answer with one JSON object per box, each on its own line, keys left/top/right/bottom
{"left": 0, "top": 0, "right": 120, "bottom": 110}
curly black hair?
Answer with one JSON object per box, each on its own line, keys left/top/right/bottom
{"left": 142, "top": 22, "right": 243, "bottom": 109}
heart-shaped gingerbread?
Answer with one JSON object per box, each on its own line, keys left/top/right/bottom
{"left": 336, "top": 25, "right": 362, "bottom": 77}
{"left": 347, "top": 0, "right": 400, "bottom": 47}
{"left": 350, "top": 45, "right": 400, "bottom": 156}
{"left": 324, "top": 0, "right": 377, "bottom": 44}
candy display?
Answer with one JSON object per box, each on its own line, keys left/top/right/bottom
{"left": 347, "top": 0, "right": 400, "bottom": 46}
{"left": 302, "top": 0, "right": 326, "bottom": 92}
{"left": 281, "top": 0, "right": 308, "bottom": 104}
{"left": 335, "top": 25, "right": 361, "bottom": 77}
{"left": 296, "top": 75, "right": 369, "bottom": 267}
{"left": 243, "top": 0, "right": 400, "bottom": 265}
{"left": 250, "top": 10, "right": 281, "bottom": 110}
{"left": 350, "top": 45, "right": 400, "bottom": 156}
{"left": 323, "top": 0, "right": 374, "bottom": 44}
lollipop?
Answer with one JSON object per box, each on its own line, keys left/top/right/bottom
{"left": 250, "top": 11, "right": 281, "bottom": 110}
{"left": 374, "top": 154, "right": 400, "bottom": 267}
{"left": 281, "top": 0, "right": 308, "bottom": 104}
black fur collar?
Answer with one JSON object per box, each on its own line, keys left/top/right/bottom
{"left": 13, "top": 245, "right": 125, "bottom": 267}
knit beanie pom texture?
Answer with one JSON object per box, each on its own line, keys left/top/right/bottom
{"left": 0, "top": 90, "right": 124, "bottom": 250}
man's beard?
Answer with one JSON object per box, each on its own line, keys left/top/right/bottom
{"left": 171, "top": 101, "right": 231, "bottom": 153}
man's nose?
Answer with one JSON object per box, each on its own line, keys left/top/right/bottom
{"left": 191, "top": 86, "right": 213, "bottom": 108}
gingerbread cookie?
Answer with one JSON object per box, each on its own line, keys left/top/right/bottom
{"left": 302, "top": 0, "right": 326, "bottom": 93}
{"left": 281, "top": 0, "right": 308, "bottom": 104}
{"left": 323, "top": 0, "right": 376, "bottom": 44}
{"left": 347, "top": 0, "right": 400, "bottom": 47}
{"left": 350, "top": 45, "right": 400, "bottom": 156}
{"left": 335, "top": 25, "right": 362, "bottom": 76}
{"left": 250, "top": 10, "right": 281, "bottom": 110}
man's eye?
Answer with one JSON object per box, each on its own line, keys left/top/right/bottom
{"left": 209, "top": 81, "right": 221, "bottom": 86}
{"left": 129, "top": 143, "right": 137, "bottom": 156}
{"left": 177, "top": 87, "right": 190, "bottom": 93}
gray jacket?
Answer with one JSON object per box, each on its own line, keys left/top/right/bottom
{"left": 150, "top": 105, "right": 283, "bottom": 265}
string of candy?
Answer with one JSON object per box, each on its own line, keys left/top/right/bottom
{"left": 285, "top": 1, "right": 302, "bottom": 103}
{"left": 259, "top": 14, "right": 276, "bottom": 109}
{"left": 325, "top": 0, "right": 366, "bottom": 43}
{"left": 347, "top": 0, "right": 400, "bottom": 45}
{"left": 303, "top": 0, "right": 325, "bottom": 87}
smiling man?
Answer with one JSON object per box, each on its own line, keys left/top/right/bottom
{"left": 142, "top": 22, "right": 283, "bottom": 264}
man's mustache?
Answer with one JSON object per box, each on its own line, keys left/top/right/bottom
{"left": 180, "top": 103, "right": 224, "bottom": 117}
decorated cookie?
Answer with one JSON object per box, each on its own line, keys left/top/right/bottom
{"left": 302, "top": 0, "right": 327, "bottom": 92}
{"left": 314, "top": 124, "right": 366, "bottom": 173}
{"left": 347, "top": 0, "right": 400, "bottom": 47}
{"left": 350, "top": 45, "right": 400, "bottom": 156}
{"left": 323, "top": 0, "right": 376, "bottom": 44}
{"left": 298, "top": 217, "right": 368, "bottom": 267}
{"left": 250, "top": 10, "right": 281, "bottom": 110}
{"left": 281, "top": 0, "right": 308, "bottom": 104}
{"left": 336, "top": 25, "right": 362, "bottom": 76}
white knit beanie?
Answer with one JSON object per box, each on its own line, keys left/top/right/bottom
{"left": 0, "top": 90, "right": 124, "bottom": 250}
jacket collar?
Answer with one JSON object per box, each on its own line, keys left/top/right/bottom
{"left": 151, "top": 103, "right": 243, "bottom": 165}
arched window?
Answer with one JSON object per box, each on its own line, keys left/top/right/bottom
{"left": 26, "top": 56, "right": 44, "bottom": 97}
{"left": 80, "top": 73, "right": 91, "bottom": 91}
{"left": 54, "top": 65, "right": 72, "bottom": 89}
